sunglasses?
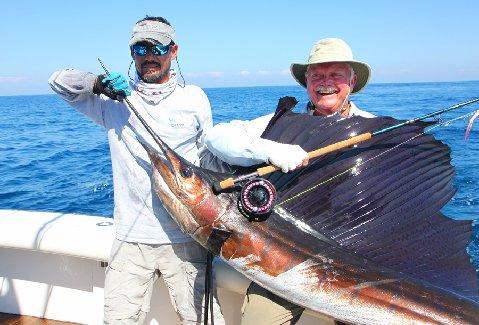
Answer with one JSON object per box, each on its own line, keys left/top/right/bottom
{"left": 131, "top": 43, "right": 170, "bottom": 56}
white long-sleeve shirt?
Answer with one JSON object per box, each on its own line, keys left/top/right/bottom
{"left": 49, "top": 69, "right": 212, "bottom": 244}
{"left": 205, "top": 102, "right": 374, "bottom": 167}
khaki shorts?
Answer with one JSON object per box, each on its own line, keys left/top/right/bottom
{"left": 104, "top": 239, "right": 224, "bottom": 324}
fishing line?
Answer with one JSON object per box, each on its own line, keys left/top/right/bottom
{"left": 277, "top": 110, "right": 479, "bottom": 207}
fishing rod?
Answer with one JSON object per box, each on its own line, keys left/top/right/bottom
{"left": 216, "top": 98, "right": 479, "bottom": 191}
{"left": 97, "top": 59, "right": 166, "bottom": 149}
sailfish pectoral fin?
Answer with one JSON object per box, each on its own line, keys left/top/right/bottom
{"left": 206, "top": 226, "right": 233, "bottom": 255}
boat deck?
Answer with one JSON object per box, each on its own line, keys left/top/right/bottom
{"left": 0, "top": 313, "right": 79, "bottom": 325}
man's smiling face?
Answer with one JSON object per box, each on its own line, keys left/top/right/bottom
{"left": 306, "top": 62, "right": 357, "bottom": 116}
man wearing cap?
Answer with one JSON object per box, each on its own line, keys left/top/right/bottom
{"left": 49, "top": 16, "right": 224, "bottom": 324}
{"left": 204, "top": 38, "right": 374, "bottom": 324}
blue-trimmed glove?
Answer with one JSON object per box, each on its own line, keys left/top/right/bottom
{"left": 93, "top": 72, "right": 131, "bottom": 101}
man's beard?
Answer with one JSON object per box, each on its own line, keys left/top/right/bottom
{"left": 140, "top": 70, "right": 168, "bottom": 83}
{"left": 138, "top": 62, "right": 171, "bottom": 83}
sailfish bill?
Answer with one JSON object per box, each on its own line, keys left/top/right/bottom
{"left": 142, "top": 98, "right": 479, "bottom": 324}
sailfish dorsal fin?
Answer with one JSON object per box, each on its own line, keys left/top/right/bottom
{"left": 260, "top": 110, "right": 478, "bottom": 301}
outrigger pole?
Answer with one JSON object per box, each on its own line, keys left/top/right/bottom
{"left": 216, "top": 98, "right": 479, "bottom": 191}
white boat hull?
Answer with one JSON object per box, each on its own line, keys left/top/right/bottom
{"left": 0, "top": 209, "right": 333, "bottom": 324}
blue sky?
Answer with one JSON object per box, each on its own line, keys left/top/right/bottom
{"left": 1, "top": 0, "right": 478, "bottom": 95}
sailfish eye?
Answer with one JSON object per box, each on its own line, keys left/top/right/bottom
{"left": 180, "top": 166, "right": 193, "bottom": 178}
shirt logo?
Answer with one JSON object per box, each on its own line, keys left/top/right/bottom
{"left": 169, "top": 117, "right": 186, "bottom": 128}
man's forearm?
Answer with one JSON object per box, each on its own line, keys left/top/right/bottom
{"left": 48, "top": 69, "right": 97, "bottom": 102}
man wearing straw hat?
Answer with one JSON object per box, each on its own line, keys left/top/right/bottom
{"left": 204, "top": 38, "right": 374, "bottom": 324}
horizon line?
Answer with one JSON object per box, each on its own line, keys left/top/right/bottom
{"left": 1, "top": 79, "right": 478, "bottom": 98}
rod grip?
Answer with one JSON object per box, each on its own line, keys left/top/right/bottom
{"left": 215, "top": 132, "right": 372, "bottom": 191}
{"left": 218, "top": 177, "right": 236, "bottom": 191}
{"left": 308, "top": 132, "right": 372, "bottom": 159}
{"left": 257, "top": 133, "right": 372, "bottom": 176}
{"left": 257, "top": 165, "right": 279, "bottom": 176}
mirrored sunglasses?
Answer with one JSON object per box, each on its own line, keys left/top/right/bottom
{"left": 131, "top": 43, "right": 170, "bottom": 56}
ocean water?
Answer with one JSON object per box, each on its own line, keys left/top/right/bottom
{"left": 1, "top": 81, "right": 479, "bottom": 265}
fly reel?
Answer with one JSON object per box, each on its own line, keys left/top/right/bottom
{"left": 237, "top": 178, "right": 276, "bottom": 222}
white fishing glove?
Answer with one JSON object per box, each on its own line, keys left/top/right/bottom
{"left": 253, "top": 139, "right": 308, "bottom": 173}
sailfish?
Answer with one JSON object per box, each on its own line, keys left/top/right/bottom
{"left": 142, "top": 97, "right": 479, "bottom": 324}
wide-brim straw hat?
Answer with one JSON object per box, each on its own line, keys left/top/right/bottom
{"left": 290, "top": 38, "right": 371, "bottom": 93}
